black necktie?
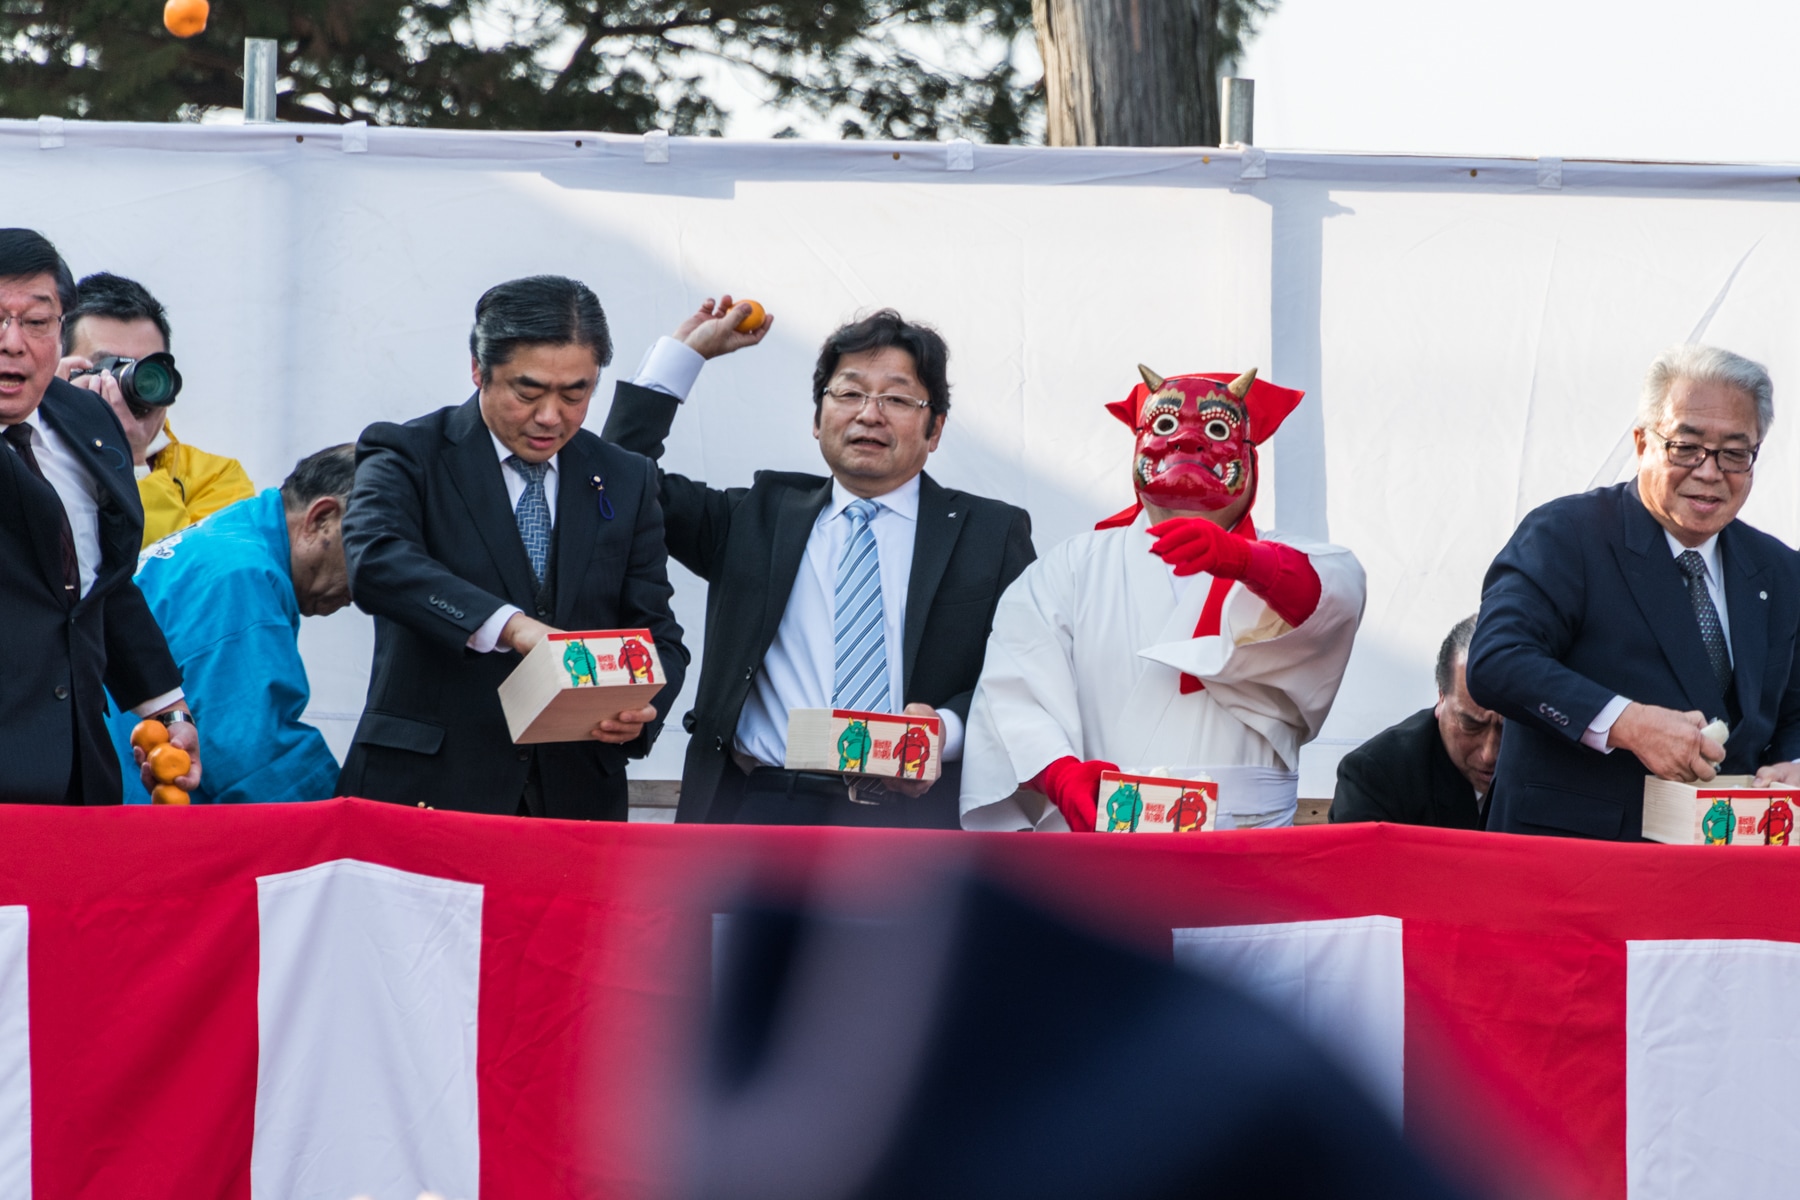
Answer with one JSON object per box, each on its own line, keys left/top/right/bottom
{"left": 4, "top": 423, "right": 80, "bottom": 601}
{"left": 1676, "top": 549, "right": 1732, "bottom": 696}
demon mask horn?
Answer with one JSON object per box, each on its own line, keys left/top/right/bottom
{"left": 1138, "top": 364, "right": 1165, "bottom": 392}
{"left": 1227, "top": 368, "right": 1256, "bottom": 400}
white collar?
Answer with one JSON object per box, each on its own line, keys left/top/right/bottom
{"left": 829, "top": 473, "right": 920, "bottom": 522}
{"left": 1665, "top": 529, "right": 1723, "bottom": 585}
{"left": 489, "top": 429, "right": 558, "bottom": 475}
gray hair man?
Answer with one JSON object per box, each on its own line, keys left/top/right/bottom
{"left": 1467, "top": 344, "right": 1800, "bottom": 840}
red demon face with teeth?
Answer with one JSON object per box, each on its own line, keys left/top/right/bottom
{"left": 1132, "top": 374, "right": 1254, "bottom": 513}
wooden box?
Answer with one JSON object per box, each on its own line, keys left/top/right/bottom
{"left": 1095, "top": 771, "right": 1220, "bottom": 833}
{"left": 784, "top": 708, "right": 942, "bottom": 782}
{"left": 1642, "top": 776, "right": 1800, "bottom": 846}
{"left": 497, "top": 629, "right": 665, "bottom": 744}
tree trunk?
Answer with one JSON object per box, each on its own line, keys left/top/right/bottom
{"left": 1034, "top": 0, "right": 1222, "bottom": 147}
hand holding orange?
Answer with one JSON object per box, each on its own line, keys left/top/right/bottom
{"left": 163, "top": 0, "right": 208, "bottom": 37}
{"left": 151, "top": 784, "right": 190, "bottom": 806}
{"left": 735, "top": 300, "right": 768, "bottom": 334}
{"left": 130, "top": 719, "right": 170, "bottom": 755}
{"left": 148, "top": 743, "right": 191, "bottom": 785}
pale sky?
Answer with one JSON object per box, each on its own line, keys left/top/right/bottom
{"left": 1237, "top": 0, "right": 1800, "bottom": 162}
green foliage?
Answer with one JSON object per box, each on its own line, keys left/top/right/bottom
{"left": 0, "top": 0, "right": 1040, "bottom": 140}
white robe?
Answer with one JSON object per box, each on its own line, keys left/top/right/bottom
{"left": 961, "top": 511, "right": 1365, "bottom": 831}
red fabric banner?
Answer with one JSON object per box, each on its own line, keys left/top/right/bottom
{"left": 2, "top": 799, "right": 1792, "bottom": 1198}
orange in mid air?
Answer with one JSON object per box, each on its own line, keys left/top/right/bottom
{"left": 130, "top": 718, "right": 170, "bottom": 754}
{"left": 151, "top": 784, "right": 190, "bottom": 806}
{"left": 163, "top": 0, "right": 209, "bottom": 38}
{"left": 735, "top": 300, "right": 768, "bottom": 334}
{"left": 148, "top": 743, "right": 191, "bottom": 784}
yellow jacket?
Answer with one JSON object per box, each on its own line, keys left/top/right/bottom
{"left": 138, "top": 421, "right": 256, "bottom": 547}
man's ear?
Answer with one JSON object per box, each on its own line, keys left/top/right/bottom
{"left": 1632, "top": 426, "right": 1649, "bottom": 458}
{"left": 470, "top": 355, "right": 483, "bottom": 390}
{"left": 305, "top": 495, "right": 344, "bottom": 537}
{"left": 926, "top": 411, "right": 946, "bottom": 448}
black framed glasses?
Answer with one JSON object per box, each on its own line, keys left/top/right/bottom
{"left": 1651, "top": 430, "right": 1759, "bottom": 474}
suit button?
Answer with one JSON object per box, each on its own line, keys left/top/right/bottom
{"left": 714, "top": 736, "right": 725, "bottom": 751}
{"left": 53, "top": 686, "right": 68, "bottom": 700}
{"left": 516, "top": 749, "right": 529, "bottom": 761}
{"left": 744, "top": 667, "right": 755, "bottom": 680}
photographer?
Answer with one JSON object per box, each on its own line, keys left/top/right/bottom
{"left": 57, "top": 272, "right": 253, "bottom": 546}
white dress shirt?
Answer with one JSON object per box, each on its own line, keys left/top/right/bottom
{"left": 465, "top": 429, "right": 562, "bottom": 653}
{"left": 1586, "top": 530, "right": 1731, "bottom": 752}
{"left": 628, "top": 336, "right": 964, "bottom": 765}
{"left": 9, "top": 407, "right": 183, "bottom": 716}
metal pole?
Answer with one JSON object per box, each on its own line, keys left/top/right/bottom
{"left": 243, "top": 38, "right": 278, "bottom": 123}
{"left": 1220, "top": 77, "right": 1254, "bottom": 146}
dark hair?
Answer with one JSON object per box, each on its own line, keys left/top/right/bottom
{"left": 62, "top": 272, "right": 172, "bottom": 356}
{"left": 469, "top": 275, "right": 612, "bottom": 383}
{"left": 0, "top": 229, "right": 76, "bottom": 313}
{"left": 811, "top": 309, "right": 951, "bottom": 432}
{"left": 1435, "top": 614, "right": 1479, "bottom": 695}
{"left": 281, "top": 444, "right": 357, "bottom": 510}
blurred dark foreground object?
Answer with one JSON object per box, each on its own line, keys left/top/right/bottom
{"left": 691, "top": 878, "right": 1468, "bottom": 1200}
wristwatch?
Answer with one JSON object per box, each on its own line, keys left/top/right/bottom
{"left": 154, "top": 710, "right": 198, "bottom": 731}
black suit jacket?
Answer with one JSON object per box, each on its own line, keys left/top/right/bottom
{"left": 601, "top": 381, "right": 1035, "bottom": 825}
{"left": 338, "top": 396, "right": 687, "bottom": 819}
{"left": 0, "top": 380, "right": 181, "bottom": 804}
{"left": 1467, "top": 480, "right": 1800, "bottom": 840}
{"left": 1330, "top": 707, "right": 1486, "bottom": 830}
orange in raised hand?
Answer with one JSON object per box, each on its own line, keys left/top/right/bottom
{"left": 151, "top": 784, "right": 190, "bottom": 806}
{"left": 163, "top": 0, "right": 208, "bottom": 38}
{"left": 148, "top": 743, "right": 191, "bottom": 784}
{"left": 735, "top": 300, "right": 767, "bottom": 333}
{"left": 130, "top": 719, "right": 170, "bottom": 754}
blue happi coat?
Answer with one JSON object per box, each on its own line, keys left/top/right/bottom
{"left": 109, "top": 488, "right": 339, "bottom": 804}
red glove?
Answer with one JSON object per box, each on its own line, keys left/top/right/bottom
{"left": 1146, "top": 517, "right": 1322, "bottom": 628}
{"left": 1030, "top": 755, "right": 1119, "bottom": 832}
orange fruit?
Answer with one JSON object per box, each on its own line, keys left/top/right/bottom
{"left": 148, "top": 743, "right": 191, "bottom": 784}
{"left": 163, "top": 0, "right": 208, "bottom": 38}
{"left": 735, "top": 300, "right": 767, "bottom": 334}
{"left": 151, "top": 784, "right": 190, "bottom": 806}
{"left": 131, "top": 719, "right": 170, "bottom": 754}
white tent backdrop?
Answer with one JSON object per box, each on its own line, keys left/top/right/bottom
{"left": 7, "top": 120, "right": 1800, "bottom": 796}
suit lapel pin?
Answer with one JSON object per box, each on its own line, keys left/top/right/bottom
{"left": 948, "top": 511, "right": 956, "bottom": 518}
{"left": 1762, "top": 591, "right": 1769, "bottom": 600}
{"left": 591, "top": 474, "right": 614, "bottom": 520}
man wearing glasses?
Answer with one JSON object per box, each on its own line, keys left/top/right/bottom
{"left": 604, "top": 302, "right": 1035, "bottom": 826}
{"left": 1468, "top": 344, "right": 1800, "bottom": 839}
{"left": 0, "top": 228, "right": 202, "bottom": 805}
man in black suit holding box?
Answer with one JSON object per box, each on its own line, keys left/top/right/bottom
{"left": 602, "top": 299, "right": 1034, "bottom": 827}
{"left": 339, "top": 276, "right": 686, "bottom": 819}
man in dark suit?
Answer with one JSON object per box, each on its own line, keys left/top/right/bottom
{"left": 0, "top": 228, "right": 200, "bottom": 805}
{"left": 1333, "top": 615, "right": 1498, "bottom": 829}
{"left": 1467, "top": 345, "right": 1800, "bottom": 840}
{"left": 340, "top": 275, "right": 686, "bottom": 820}
{"left": 602, "top": 300, "right": 1035, "bottom": 827}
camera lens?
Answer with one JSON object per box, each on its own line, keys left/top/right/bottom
{"left": 117, "top": 351, "right": 182, "bottom": 408}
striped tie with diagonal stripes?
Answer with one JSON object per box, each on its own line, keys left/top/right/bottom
{"left": 833, "top": 498, "right": 891, "bottom": 711}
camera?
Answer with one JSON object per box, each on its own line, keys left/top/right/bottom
{"left": 69, "top": 352, "right": 183, "bottom": 414}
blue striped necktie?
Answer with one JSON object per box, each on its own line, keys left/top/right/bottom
{"left": 505, "top": 455, "right": 552, "bottom": 584}
{"left": 833, "top": 498, "right": 891, "bottom": 711}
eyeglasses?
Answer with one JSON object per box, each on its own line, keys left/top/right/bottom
{"left": 824, "top": 387, "right": 932, "bottom": 418}
{"left": 1651, "top": 430, "right": 1759, "bottom": 474}
{"left": 0, "top": 310, "right": 62, "bottom": 342}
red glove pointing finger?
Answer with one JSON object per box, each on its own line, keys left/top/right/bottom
{"left": 1146, "top": 517, "right": 1323, "bottom": 629}
{"left": 1029, "top": 755, "right": 1119, "bottom": 832}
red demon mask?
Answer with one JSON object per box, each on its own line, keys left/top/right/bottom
{"left": 1103, "top": 365, "right": 1306, "bottom": 518}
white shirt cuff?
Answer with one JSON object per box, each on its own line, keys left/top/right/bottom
{"left": 130, "top": 688, "right": 186, "bottom": 718}
{"left": 631, "top": 336, "right": 705, "bottom": 401}
{"left": 468, "top": 605, "right": 522, "bottom": 653}
{"left": 936, "top": 708, "right": 965, "bottom": 762}
{"left": 1581, "top": 695, "right": 1632, "bottom": 753}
